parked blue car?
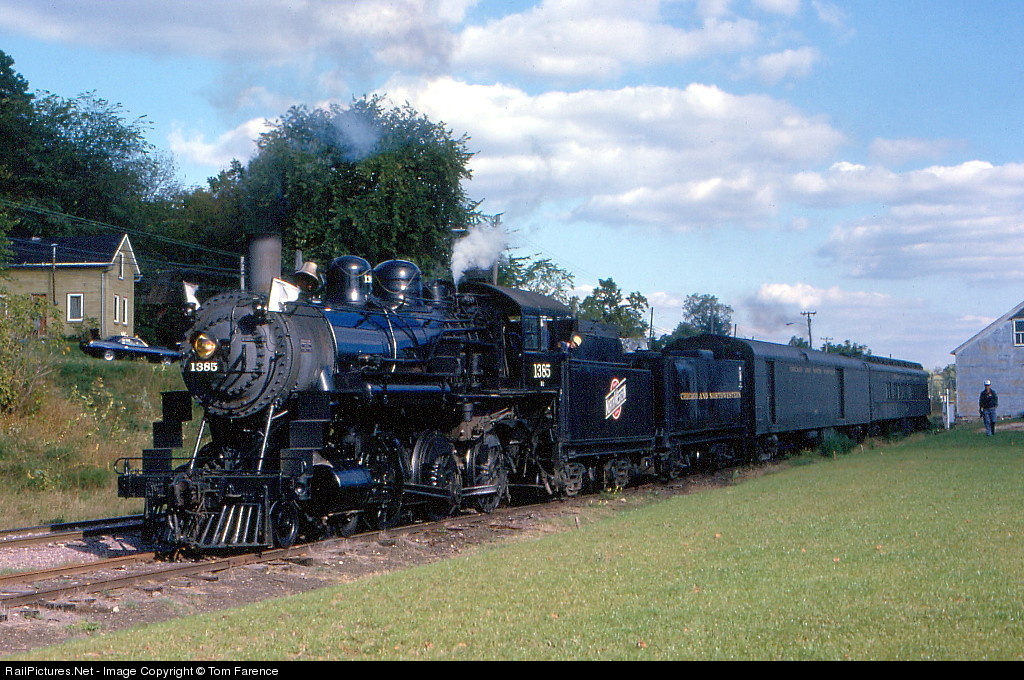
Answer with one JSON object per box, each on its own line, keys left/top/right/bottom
{"left": 80, "top": 335, "right": 181, "bottom": 364}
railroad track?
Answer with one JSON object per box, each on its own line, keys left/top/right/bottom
{"left": 0, "top": 504, "right": 549, "bottom": 612}
{"left": 0, "top": 515, "right": 145, "bottom": 550}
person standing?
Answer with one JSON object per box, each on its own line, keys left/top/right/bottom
{"left": 979, "top": 381, "right": 998, "bottom": 436}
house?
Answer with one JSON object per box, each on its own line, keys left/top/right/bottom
{"left": 951, "top": 300, "right": 1024, "bottom": 420}
{"left": 2, "top": 234, "right": 140, "bottom": 338}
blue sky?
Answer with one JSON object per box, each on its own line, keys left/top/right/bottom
{"left": 3, "top": 0, "right": 1024, "bottom": 370}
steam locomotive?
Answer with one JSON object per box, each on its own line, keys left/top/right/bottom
{"left": 117, "top": 247, "right": 930, "bottom": 550}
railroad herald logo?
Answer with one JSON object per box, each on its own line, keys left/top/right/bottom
{"left": 605, "top": 377, "right": 627, "bottom": 420}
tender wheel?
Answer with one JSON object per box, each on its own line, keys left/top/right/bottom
{"left": 470, "top": 434, "right": 508, "bottom": 514}
{"left": 709, "top": 442, "right": 739, "bottom": 469}
{"left": 559, "top": 461, "right": 587, "bottom": 497}
{"left": 270, "top": 501, "right": 300, "bottom": 548}
{"left": 602, "top": 457, "right": 632, "bottom": 490}
{"left": 756, "top": 435, "right": 780, "bottom": 461}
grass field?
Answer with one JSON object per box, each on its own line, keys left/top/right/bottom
{"left": 18, "top": 424, "right": 1024, "bottom": 661}
{"left": 0, "top": 350, "right": 186, "bottom": 527}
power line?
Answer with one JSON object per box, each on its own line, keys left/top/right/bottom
{"left": 0, "top": 198, "right": 242, "bottom": 260}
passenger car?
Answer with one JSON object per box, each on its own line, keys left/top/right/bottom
{"left": 80, "top": 335, "right": 181, "bottom": 363}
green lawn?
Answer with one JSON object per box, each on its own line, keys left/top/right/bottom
{"left": 19, "top": 426, "right": 1024, "bottom": 660}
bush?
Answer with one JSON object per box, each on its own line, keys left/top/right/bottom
{"left": 820, "top": 431, "right": 856, "bottom": 457}
{"left": 0, "top": 289, "right": 67, "bottom": 412}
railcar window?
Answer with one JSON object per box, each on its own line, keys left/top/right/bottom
{"left": 523, "top": 315, "right": 541, "bottom": 351}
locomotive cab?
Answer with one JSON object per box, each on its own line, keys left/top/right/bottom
{"left": 458, "top": 281, "right": 575, "bottom": 389}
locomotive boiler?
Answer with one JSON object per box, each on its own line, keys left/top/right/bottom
{"left": 117, "top": 248, "right": 931, "bottom": 551}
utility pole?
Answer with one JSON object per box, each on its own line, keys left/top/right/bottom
{"left": 50, "top": 243, "right": 57, "bottom": 304}
{"left": 801, "top": 310, "right": 816, "bottom": 348}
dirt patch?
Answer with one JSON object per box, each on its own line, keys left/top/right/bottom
{"left": 0, "top": 469, "right": 746, "bottom": 658}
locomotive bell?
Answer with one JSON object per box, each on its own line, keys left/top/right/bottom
{"left": 373, "top": 259, "right": 423, "bottom": 308}
{"left": 325, "top": 255, "right": 372, "bottom": 306}
{"left": 292, "top": 261, "right": 321, "bottom": 293}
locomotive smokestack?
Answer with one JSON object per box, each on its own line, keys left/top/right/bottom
{"left": 248, "top": 233, "right": 282, "bottom": 294}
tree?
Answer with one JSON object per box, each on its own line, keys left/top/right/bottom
{"left": 0, "top": 50, "right": 38, "bottom": 244}
{"left": 788, "top": 336, "right": 872, "bottom": 358}
{"left": 682, "top": 293, "right": 733, "bottom": 336}
{"left": 238, "top": 96, "right": 476, "bottom": 274}
{"left": 653, "top": 293, "right": 733, "bottom": 349}
{"left": 577, "top": 278, "right": 649, "bottom": 338}
{"left": 498, "top": 252, "right": 575, "bottom": 303}
{"left": 0, "top": 49, "right": 179, "bottom": 238}
{"left": 820, "top": 339, "right": 871, "bottom": 358}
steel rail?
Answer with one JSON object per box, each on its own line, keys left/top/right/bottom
{"left": 0, "top": 517, "right": 145, "bottom": 550}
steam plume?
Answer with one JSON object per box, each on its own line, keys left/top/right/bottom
{"left": 451, "top": 223, "right": 508, "bottom": 284}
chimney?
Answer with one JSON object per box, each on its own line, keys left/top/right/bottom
{"left": 247, "top": 233, "right": 282, "bottom": 294}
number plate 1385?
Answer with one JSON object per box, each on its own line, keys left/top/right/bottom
{"left": 188, "top": 361, "right": 222, "bottom": 373}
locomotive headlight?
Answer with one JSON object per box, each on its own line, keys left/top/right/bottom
{"left": 192, "top": 332, "right": 219, "bottom": 359}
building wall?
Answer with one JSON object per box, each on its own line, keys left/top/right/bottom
{"left": 2, "top": 261, "right": 134, "bottom": 338}
{"left": 955, "top": 319, "right": 1024, "bottom": 420}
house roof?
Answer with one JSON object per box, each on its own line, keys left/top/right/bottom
{"left": 951, "top": 299, "right": 1024, "bottom": 355}
{"left": 6, "top": 234, "right": 141, "bottom": 276}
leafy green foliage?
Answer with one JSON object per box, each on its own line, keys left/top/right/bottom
{"left": 788, "top": 336, "right": 873, "bottom": 357}
{"left": 820, "top": 339, "right": 872, "bottom": 357}
{"left": 820, "top": 431, "right": 857, "bottom": 457}
{"left": 498, "top": 253, "right": 576, "bottom": 303}
{"left": 653, "top": 293, "right": 734, "bottom": 348}
{"left": 577, "top": 278, "right": 649, "bottom": 338}
{"left": 0, "top": 49, "right": 177, "bottom": 237}
{"left": 0, "top": 290, "right": 66, "bottom": 412}
{"left": 240, "top": 95, "right": 476, "bottom": 274}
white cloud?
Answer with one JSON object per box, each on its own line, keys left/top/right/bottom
{"left": 752, "top": 0, "right": 802, "bottom": 16}
{"left": 453, "top": 1, "right": 760, "bottom": 81}
{"left": 738, "top": 281, "right": 951, "bottom": 364}
{"left": 775, "top": 159, "right": 1024, "bottom": 283}
{"left": 0, "top": 0, "right": 474, "bottom": 61}
{"left": 169, "top": 118, "right": 273, "bottom": 169}
{"left": 869, "top": 137, "right": 963, "bottom": 166}
{"left": 746, "top": 46, "right": 821, "bottom": 84}
{"left": 0, "top": 0, "right": 473, "bottom": 112}
{"left": 383, "top": 76, "right": 845, "bottom": 228}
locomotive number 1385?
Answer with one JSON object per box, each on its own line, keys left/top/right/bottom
{"left": 188, "top": 361, "right": 222, "bottom": 373}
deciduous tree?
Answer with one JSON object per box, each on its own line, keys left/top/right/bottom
{"left": 577, "top": 278, "right": 649, "bottom": 338}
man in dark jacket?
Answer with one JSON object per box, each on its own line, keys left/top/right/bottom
{"left": 979, "top": 381, "right": 998, "bottom": 435}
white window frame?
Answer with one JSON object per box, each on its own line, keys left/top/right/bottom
{"left": 67, "top": 293, "right": 84, "bottom": 322}
{"left": 121, "top": 296, "right": 128, "bottom": 326}
{"left": 113, "top": 294, "right": 120, "bottom": 324}
{"left": 1015, "top": 319, "right": 1024, "bottom": 346}
{"left": 119, "top": 252, "right": 125, "bottom": 280}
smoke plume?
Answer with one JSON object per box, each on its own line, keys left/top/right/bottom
{"left": 450, "top": 223, "right": 508, "bottom": 284}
